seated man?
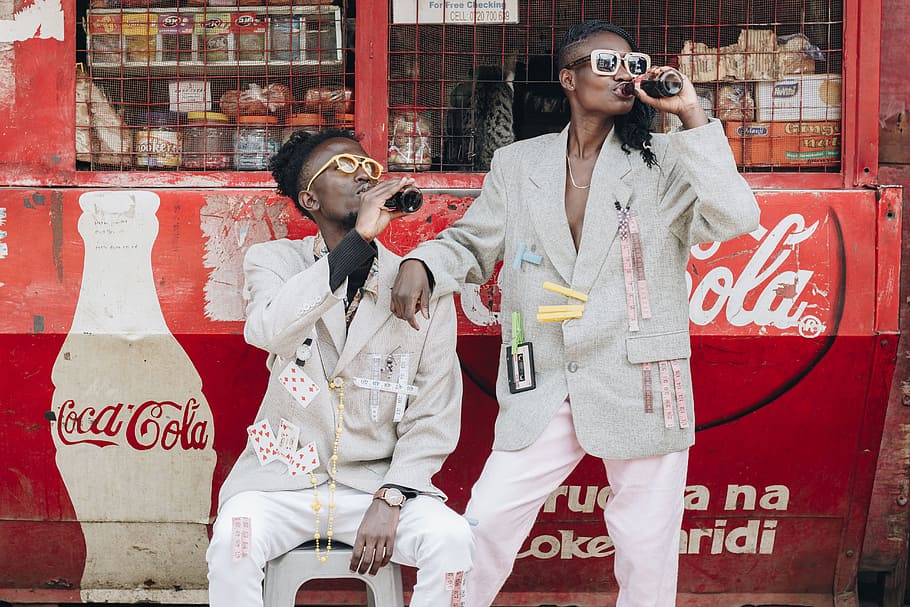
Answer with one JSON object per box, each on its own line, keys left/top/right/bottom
{"left": 207, "top": 129, "right": 472, "bottom": 607}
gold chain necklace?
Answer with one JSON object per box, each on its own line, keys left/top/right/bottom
{"left": 311, "top": 377, "right": 344, "bottom": 562}
{"left": 566, "top": 154, "right": 591, "bottom": 190}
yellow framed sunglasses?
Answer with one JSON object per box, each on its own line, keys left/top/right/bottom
{"left": 305, "top": 153, "right": 384, "bottom": 192}
{"left": 564, "top": 49, "right": 651, "bottom": 77}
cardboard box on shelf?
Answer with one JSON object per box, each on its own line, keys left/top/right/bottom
{"left": 678, "top": 29, "right": 787, "bottom": 83}
{"left": 724, "top": 121, "right": 773, "bottom": 166}
{"left": 678, "top": 30, "right": 821, "bottom": 84}
{"left": 724, "top": 120, "right": 840, "bottom": 167}
{"left": 755, "top": 74, "right": 841, "bottom": 121}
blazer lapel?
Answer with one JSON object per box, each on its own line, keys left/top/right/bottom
{"left": 298, "top": 237, "right": 344, "bottom": 372}
{"left": 331, "top": 246, "right": 395, "bottom": 377}
{"left": 316, "top": 301, "right": 345, "bottom": 373}
{"left": 526, "top": 127, "right": 576, "bottom": 286}
{"left": 571, "top": 129, "right": 633, "bottom": 293}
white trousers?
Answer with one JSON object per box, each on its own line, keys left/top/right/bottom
{"left": 207, "top": 484, "right": 473, "bottom": 607}
{"left": 465, "top": 400, "right": 688, "bottom": 607}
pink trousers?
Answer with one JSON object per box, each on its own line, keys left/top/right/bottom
{"left": 464, "top": 400, "right": 689, "bottom": 607}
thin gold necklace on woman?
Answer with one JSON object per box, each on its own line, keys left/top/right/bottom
{"left": 566, "top": 154, "right": 591, "bottom": 189}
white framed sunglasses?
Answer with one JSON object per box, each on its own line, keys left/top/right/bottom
{"left": 564, "top": 49, "right": 651, "bottom": 77}
{"left": 305, "top": 153, "right": 384, "bottom": 192}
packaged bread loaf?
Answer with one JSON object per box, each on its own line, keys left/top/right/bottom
{"left": 303, "top": 86, "right": 354, "bottom": 115}
{"left": 716, "top": 84, "right": 755, "bottom": 122}
{"left": 219, "top": 83, "right": 291, "bottom": 117}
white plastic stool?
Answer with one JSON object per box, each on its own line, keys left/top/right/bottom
{"left": 263, "top": 542, "right": 405, "bottom": 607}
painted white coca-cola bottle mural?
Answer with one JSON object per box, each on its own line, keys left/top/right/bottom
{"left": 50, "top": 191, "right": 215, "bottom": 599}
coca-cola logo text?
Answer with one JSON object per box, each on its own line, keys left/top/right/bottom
{"left": 687, "top": 213, "right": 824, "bottom": 335}
{"left": 56, "top": 398, "right": 210, "bottom": 450}
{"left": 459, "top": 213, "right": 832, "bottom": 337}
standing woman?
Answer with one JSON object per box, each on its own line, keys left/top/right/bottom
{"left": 392, "top": 20, "right": 760, "bottom": 607}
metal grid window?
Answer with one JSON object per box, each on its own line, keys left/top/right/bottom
{"left": 387, "top": 0, "right": 843, "bottom": 173}
{"left": 76, "top": 0, "right": 353, "bottom": 171}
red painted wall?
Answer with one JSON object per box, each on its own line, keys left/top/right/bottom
{"left": 0, "top": 0, "right": 904, "bottom": 605}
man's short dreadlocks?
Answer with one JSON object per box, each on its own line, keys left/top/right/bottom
{"left": 269, "top": 128, "right": 360, "bottom": 219}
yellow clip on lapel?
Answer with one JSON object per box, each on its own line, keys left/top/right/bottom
{"left": 542, "top": 281, "right": 589, "bottom": 302}
{"left": 537, "top": 305, "right": 585, "bottom": 314}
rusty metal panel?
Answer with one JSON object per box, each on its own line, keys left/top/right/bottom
{"left": 859, "top": 4, "right": 910, "bottom": 599}
{"left": 861, "top": 173, "right": 910, "bottom": 607}
{"left": 878, "top": 0, "right": 910, "bottom": 167}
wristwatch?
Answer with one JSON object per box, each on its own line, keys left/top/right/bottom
{"left": 373, "top": 487, "right": 407, "bottom": 507}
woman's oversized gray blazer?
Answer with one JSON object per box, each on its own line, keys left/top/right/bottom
{"left": 406, "top": 119, "right": 760, "bottom": 460}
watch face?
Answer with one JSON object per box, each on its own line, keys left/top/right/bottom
{"left": 383, "top": 488, "right": 405, "bottom": 506}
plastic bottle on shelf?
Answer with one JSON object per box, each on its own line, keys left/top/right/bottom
{"left": 182, "top": 111, "right": 232, "bottom": 170}
{"left": 234, "top": 115, "right": 280, "bottom": 170}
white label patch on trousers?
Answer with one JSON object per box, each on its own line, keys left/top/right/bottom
{"left": 445, "top": 571, "right": 465, "bottom": 607}
{"left": 231, "top": 516, "right": 251, "bottom": 561}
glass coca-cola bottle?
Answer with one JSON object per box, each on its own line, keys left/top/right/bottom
{"left": 639, "top": 68, "right": 684, "bottom": 98}
{"left": 50, "top": 191, "right": 216, "bottom": 594}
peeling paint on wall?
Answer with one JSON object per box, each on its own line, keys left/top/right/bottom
{"left": 0, "top": 207, "right": 7, "bottom": 290}
{"left": 0, "top": 0, "right": 64, "bottom": 43}
{"left": 0, "top": 46, "right": 13, "bottom": 114}
{"left": 200, "top": 195, "right": 288, "bottom": 321}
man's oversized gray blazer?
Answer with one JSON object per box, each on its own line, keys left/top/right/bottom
{"left": 406, "top": 119, "right": 760, "bottom": 460}
{"left": 218, "top": 237, "right": 462, "bottom": 507}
